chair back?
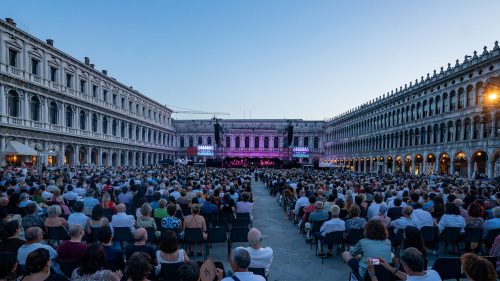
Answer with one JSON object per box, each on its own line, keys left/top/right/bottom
{"left": 102, "top": 209, "right": 114, "bottom": 221}
{"left": 248, "top": 267, "right": 266, "bottom": 278}
{"left": 440, "top": 227, "right": 461, "bottom": 242}
{"left": 484, "top": 228, "right": 500, "bottom": 248}
{"left": 175, "top": 210, "right": 184, "bottom": 220}
{"left": 236, "top": 212, "right": 251, "bottom": 220}
{"left": 91, "top": 227, "right": 101, "bottom": 242}
{"left": 432, "top": 257, "right": 461, "bottom": 280}
{"left": 180, "top": 203, "right": 191, "bottom": 216}
{"left": 159, "top": 262, "right": 184, "bottom": 281}
{"left": 113, "top": 227, "right": 134, "bottom": 242}
{"left": 154, "top": 217, "right": 163, "bottom": 229}
{"left": 297, "top": 206, "right": 305, "bottom": 218}
{"left": 48, "top": 226, "right": 70, "bottom": 242}
{"left": 232, "top": 218, "right": 250, "bottom": 228}
{"left": 58, "top": 259, "right": 79, "bottom": 278}
{"left": 420, "top": 226, "right": 437, "bottom": 243}
{"left": 208, "top": 227, "right": 227, "bottom": 243}
{"left": 184, "top": 228, "right": 204, "bottom": 243}
{"left": 230, "top": 227, "right": 249, "bottom": 243}
{"left": 347, "top": 229, "right": 364, "bottom": 245}
{"left": 462, "top": 227, "right": 482, "bottom": 243}
{"left": 323, "top": 231, "right": 344, "bottom": 246}
{"left": 145, "top": 227, "right": 157, "bottom": 243}
{"left": 311, "top": 220, "right": 326, "bottom": 233}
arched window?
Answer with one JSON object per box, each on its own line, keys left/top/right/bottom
{"left": 112, "top": 119, "right": 118, "bottom": 136}
{"left": 80, "top": 110, "right": 86, "bottom": 130}
{"left": 189, "top": 136, "right": 194, "bottom": 147}
{"left": 91, "top": 114, "right": 98, "bottom": 132}
{"left": 274, "top": 137, "right": 279, "bottom": 148}
{"left": 30, "top": 96, "right": 40, "bottom": 121}
{"left": 49, "top": 101, "right": 58, "bottom": 125}
{"left": 65, "top": 106, "right": 73, "bottom": 128}
{"left": 128, "top": 124, "right": 133, "bottom": 139}
{"left": 121, "top": 122, "right": 125, "bottom": 137}
{"left": 264, "top": 137, "right": 269, "bottom": 148}
{"left": 102, "top": 116, "right": 108, "bottom": 134}
{"left": 180, "top": 136, "right": 185, "bottom": 147}
{"left": 225, "top": 137, "right": 230, "bottom": 148}
{"left": 7, "top": 91, "right": 20, "bottom": 117}
{"left": 197, "top": 136, "right": 202, "bottom": 145}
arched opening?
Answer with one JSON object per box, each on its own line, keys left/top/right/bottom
{"left": 426, "top": 154, "right": 436, "bottom": 174}
{"left": 404, "top": 155, "right": 412, "bottom": 173}
{"left": 64, "top": 145, "right": 75, "bottom": 166}
{"left": 91, "top": 114, "right": 98, "bottom": 132}
{"left": 439, "top": 153, "right": 451, "bottom": 175}
{"left": 79, "top": 110, "right": 86, "bottom": 130}
{"left": 471, "top": 150, "right": 487, "bottom": 178}
{"left": 111, "top": 153, "right": 118, "bottom": 166}
{"left": 49, "top": 101, "right": 58, "bottom": 125}
{"left": 128, "top": 151, "right": 133, "bottom": 166}
{"left": 453, "top": 152, "right": 468, "bottom": 177}
{"left": 386, "top": 156, "right": 393, "bottom": 173}
{"left": 120, "top": 152, "right": 126, "bottom": 166}
{"left": 395, "top": 156, "right": 402, "bottom": 173}
{"left": 79, "top": 146, "right": 87, "bottom": 165}
{"left": 102, "top": 152, "right": 108, "bottom": 167}
{"left": 366, "top": 158, "right": 371, "bottom": 173}
{"left": 135, "top": 151, "right": 141, "bottom": 166}
{"left": 493, "top": 150, "right": 500, "bottom": 178}
{"left": 30, "top": 96, "right": 40, "bottom": 121}
{"left": 142, "top": 152, "right": 146, "bottom": 166}
{"left": 65, "top": 106, "right": 73, "bottom": 128}
{"left": 91, "top": 148, "right": 99, "bottom": 165}
{"left": 7, "top": 90, "right": 20, "bottom": 117}
{"left": 414, "top": 154, "right": 423, "bottom": 175}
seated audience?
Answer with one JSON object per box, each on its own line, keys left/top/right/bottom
{"left": 71, "top": 243, "right": 122, "bottom": 281}
{"left": 125, "top": 252, "right": 152, "bottom": 281}
{"left": 243, "top": 228, "right": 273, "bottom": 272}
{"left": 461, "top": 252, "right": 497, "bottom": 281}
{"left": 17, "top": 227, "right": 57, "bottom": 266}
{"left": 0, "top": 220, "right": 26, "bottom": 253}
{"left": 183, "top": 204, "right": 207, "bottom": 256}
{"left": 222, "top": 248, "right": 266, "bottom": 281}
{"left": 0, "top": 252, "right": 17, "bottom": 281}
{"left": 67, "top": 201, "right": 89, "bottom": 230}
{"left": 44, "top": 205, "right": 69, "bottom": 230}
{"left": 20, "top": 248, "right": 67, "bottom": 281}
{"left": 98, "top": 226, "right": 126, "bottom": 271}
{"left": 318, "top": 205, "right": 345, "bottom": 256}
{"left": 56, "top": 224, "right": 87, "bottom": 262}
{"left": 438, "top": 203, "right": 466, "bottom": 233}
{"left": 111, "top": 203, "right": 136, "bottom": 234}
{"left": 483, "top": 206, "right": 500, "bottom": 238}
{"left": 155, "top": 230, "right": 189, "bottom": 275}
{"left": 124, "top": 227, "right": 156, "bottom": 263}
{"left": 390, "top": 206, "right": 417, "bottom": 234}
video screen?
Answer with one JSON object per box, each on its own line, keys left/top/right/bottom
{"left": 292, "top": 147, "right": 309, "bottom": 158}
{"left": 197, "top": 145, "right": 215, "bottom": 156}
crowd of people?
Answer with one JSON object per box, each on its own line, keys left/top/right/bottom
{"left": 261, "top": 168, "right": 500, "bottom": 281}
{"left": 0, "top": 164, "right": 272, "bottom": 281}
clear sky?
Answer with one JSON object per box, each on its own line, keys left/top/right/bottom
{"left": 4, "top": 1, "right": 500, "bottom": 120}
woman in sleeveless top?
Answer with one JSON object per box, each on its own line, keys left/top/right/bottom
{"left": 86, "top": 205, "right": 110, "bottom": 238}
{"left": 183, "top": 204, "right": 207, "bottom": 256}
{"left": 155, "top": 230, "right": 189, "bottom": 275}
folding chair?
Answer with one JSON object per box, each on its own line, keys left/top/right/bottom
{"left": 462, "top": 227, "right": 482, "bottom": 251}
{"left": 346, "top": 229, "right": 364, "bottom": 248}
{"left": 58, "top": 259, "right": 79, "bottom": 278}
{"left": 90, "top": 226, "right": 102, "bottom": 242}
{"left": 432, "top": 257, "right": 461, "bottom": 281}
{"left": 232, "top": 218, "right": 250, "bottom": 229}
{"left": 145, "top": 227, "right": 157, "bottom": 244}
{"left": 113, "top": 227, "right": 134, "bottom": 249}
{"left": 228, "top": 227, "right": 249, "bottom": 257}
{"left": 320, "top": 231, "right": 344, "bottom": 264}
{"left": 47, "top": 226, "right": 70, "bottom": 245}
{"left": 184, "top": 228, "right": 206, "bottom": 259}
{"left": 484, "top": 228, "right": 500, "bottom": 249}
{"left": 207, "top": 227, "right": 227, "bottom": 256}
{"left": 309, "top": 220, "right": 326, "bottom": 249}
{"left": 439, "top": 227, "right": 462, "bottom": 255}
{"left": 420, "top": 226, "right": 438, "bottom": 255}
{"left": 159, "top": 262, "right": 184, "bottom": 281}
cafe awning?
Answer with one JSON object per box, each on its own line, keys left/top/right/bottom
{"left": 4, "top": 141, "right": 38, "bottom": 156}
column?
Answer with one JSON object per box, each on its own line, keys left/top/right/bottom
{"left": 60, "top": 102, "right": 65, "bottom": 127}
{"left": 460, "top": 122, "right": 465, "bottom": 141}
{"left": 363, "top": 160, "right": 367, "bottom": 173}
{"left": 86, "top": 147, "right": 91, "bottom": 165}
{"left": 59, "top": 143, "right": 65, "bottom": 167}
{"left": 43, "top": 99, "right": 49, "bottom": 126}
{"left": 450, "top": 160, "right": 455, "bottom": 175}
{"left": 98, "top": 148, "right": 103, "bottom": 166}
{"left": 467, "top": 159, "right": 472, "bottom": 178}
{"left": 23, "top": 92, "right": 29, "bottom": 123}
{"left": 124, "top": 151, "right": 128, "bottom": 166}
{"left": 411, "top": 160, "right": 415, "bottom": 174}
{"left": 0, "top": 136, "right": 5, "bottom": 166}
{"left": 487, "top": 160, "right": 493, "bottom": 178}
{"left": 0, "top": 84, "right": 5, "bottom": 116}
{"left": 435, "top": 161, "right": 439, "bottom": 174}
{"left": 132, "top": 151, "right": 136, "bottom": 167}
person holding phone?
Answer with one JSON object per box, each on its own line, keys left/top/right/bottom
{"left": 366, "top": 247, "right": 441, "bottom": 281}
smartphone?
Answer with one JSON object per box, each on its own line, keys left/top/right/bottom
{"left": 371, "top": 258, "right": 380, "bottom": 265}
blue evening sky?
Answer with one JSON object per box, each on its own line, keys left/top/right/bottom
{"left": 4, "top": 1, "right": 500, "bottom": 120}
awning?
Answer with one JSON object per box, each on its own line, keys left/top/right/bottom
{"left": 4, "top": 141, "right": 38, "bottom": 156}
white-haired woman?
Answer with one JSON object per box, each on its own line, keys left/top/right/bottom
{"left": 44, "top": 205, "right": 68, "bottom": 232}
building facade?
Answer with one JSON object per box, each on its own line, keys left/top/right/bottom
{"left": 0, "top": 18, "right": 176, "bottom": 167}
{"left": 173, "top": 119, "right": 324, "bottom": 164}
{"left": 324, "top": 43, "right": 500, "bottom": 178}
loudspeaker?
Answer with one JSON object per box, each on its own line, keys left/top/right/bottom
{"left": 287, "top": 124, "right": 293, "bottom": 146}
{"left": 214, "top": 123, "right": 220, "bottom": 145}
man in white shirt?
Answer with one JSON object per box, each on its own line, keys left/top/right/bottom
{"left": 67, "top": 201, "right": 89, "bottom": 229}
{"left": 62, "top": 185, "right": 79, "bottom": 201}
{"left": 411, "top": 203, "right": 434, "bottom": 229}
{"left": 293, "top": 190, "right": 310, "bottom": 221}
{"left": 318, "top": 205, "right": 345, "bottom": 256}
{"left": 111, "top": 203, "right": 136, "bottom": 234}
{"left": 17, "top": 227, "right": 57, "bottom": 265}
{"left": 222, "top": 248, "right": 266, "bottom": 281}
{"left": 243, "top": 228, "right": 273, "bottom": 273}
{"left": 390, "top": 206, "right": 417, "bottom": 234}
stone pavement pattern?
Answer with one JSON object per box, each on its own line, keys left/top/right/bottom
{"left": 193, "top": 179, "right": 351, "bottom": 281}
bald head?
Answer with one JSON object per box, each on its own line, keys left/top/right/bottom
{"left": 116, "top": 203, "right": 126, "bottom": 213}
{"left": 25, "top": 227, "right": 43, "bottom": 242}
{"left": 247, "top": 228, "right": 262, "bottom": 248}
{"left": 0, "top": 197, "right": 8, "bottom": 207}
{"left": 134, "top": 227, "right": 147, "bottom": 242}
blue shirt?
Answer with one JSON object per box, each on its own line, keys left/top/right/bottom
{"left": 438, "top": 214, "right": 466, "bottom": 233}
{"left": 483, "top": 217, "right": 500, "bottom": 237}
{"left": 390, "top": 217, "right": 417, "bottom": 233}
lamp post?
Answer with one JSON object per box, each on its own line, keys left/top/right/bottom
{"left": 482, "top": 76, "right": 500, "bottom": 178}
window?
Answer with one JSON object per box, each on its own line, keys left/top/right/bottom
{"left": 31, "top": 58, "right": 39, "bottom": 75}
{"left": 7, "top": 91, "right": 20, "bottom": 117}
{"left": 245, "top": 137, "right": 250, "bottom": 148}
{"left": 254, "top": 136, "right": 259, "bottom": 148}
{"left": 274, "top": 137, "right": 279, "bottom": 148}
{"left": 121, "top": 97, "right": 126, "bottom": 109}
{"left": 226, "top": 137, "right": 230, "bottom": 148}
{"left": 304, "top": 137, "right": 309, "bottom": 147}
{"left": 121, "top": 122, "right": 125, "bottom": 137}
{"left": 91, "top": 114, "right": 98, "bottom": 132}
{"left": 92, "top": 85, "right": 98, "bottom": 98}
{"left": 103, "top": 90, "right": 108, "bottom": 102}
{"left": 112, "top": 94, "right": 117, "bottom": 105}
{"left": 65, "top": 106, "right": 73, "bottom": 128}
{"left": 102, "top": 117, "right": 108, "bottom": 134}
{"left": 314, "top": 137, "right": 319, "bottom": 149}
{"left": 264, "top": 137, "right": 269, "bottom": 148}
{"left": 112, "top": 119, "right": 118, "bottom": 136}
{"left": 207, "top": 136, "right": 212, "bottom": 145}
{"left": 80, "top": 110, "right": 86, "bottom": 130}
{"left": 8, "top": 49, "right": 17, "bottom": 67}
{"left": 136, "top": 104, "right": 139, "bottom": 113}
{"left": 129, "top": 101, "right": 133, "bottom": 111}
{"left": 66, "top": 73, "right": 73, "bottom": 88}
{"left": 80, "top": 80, "right": 86, "bottom": 93}
{"left": 180, "top": 137, "right": 185, "bottom": 148}
{"left": 50, "top": 67, "right": 57, "bottom": 82}
{"left": 30, "top": 96, "right": 40, "bottom": 121}
{"left": 293, "top": 136, "right": 299, "bottom": 147}
{"left": 189, "top": 136, "right": 194, "bottom": 147}
{"left": 236, "top": 136, "right": 240, "bottom": 148}
{"left": 49, "top": 101, "right": 58, "bottom": 125}
{"left": 198, "top": 136, "right": 202, "bottom": 145}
